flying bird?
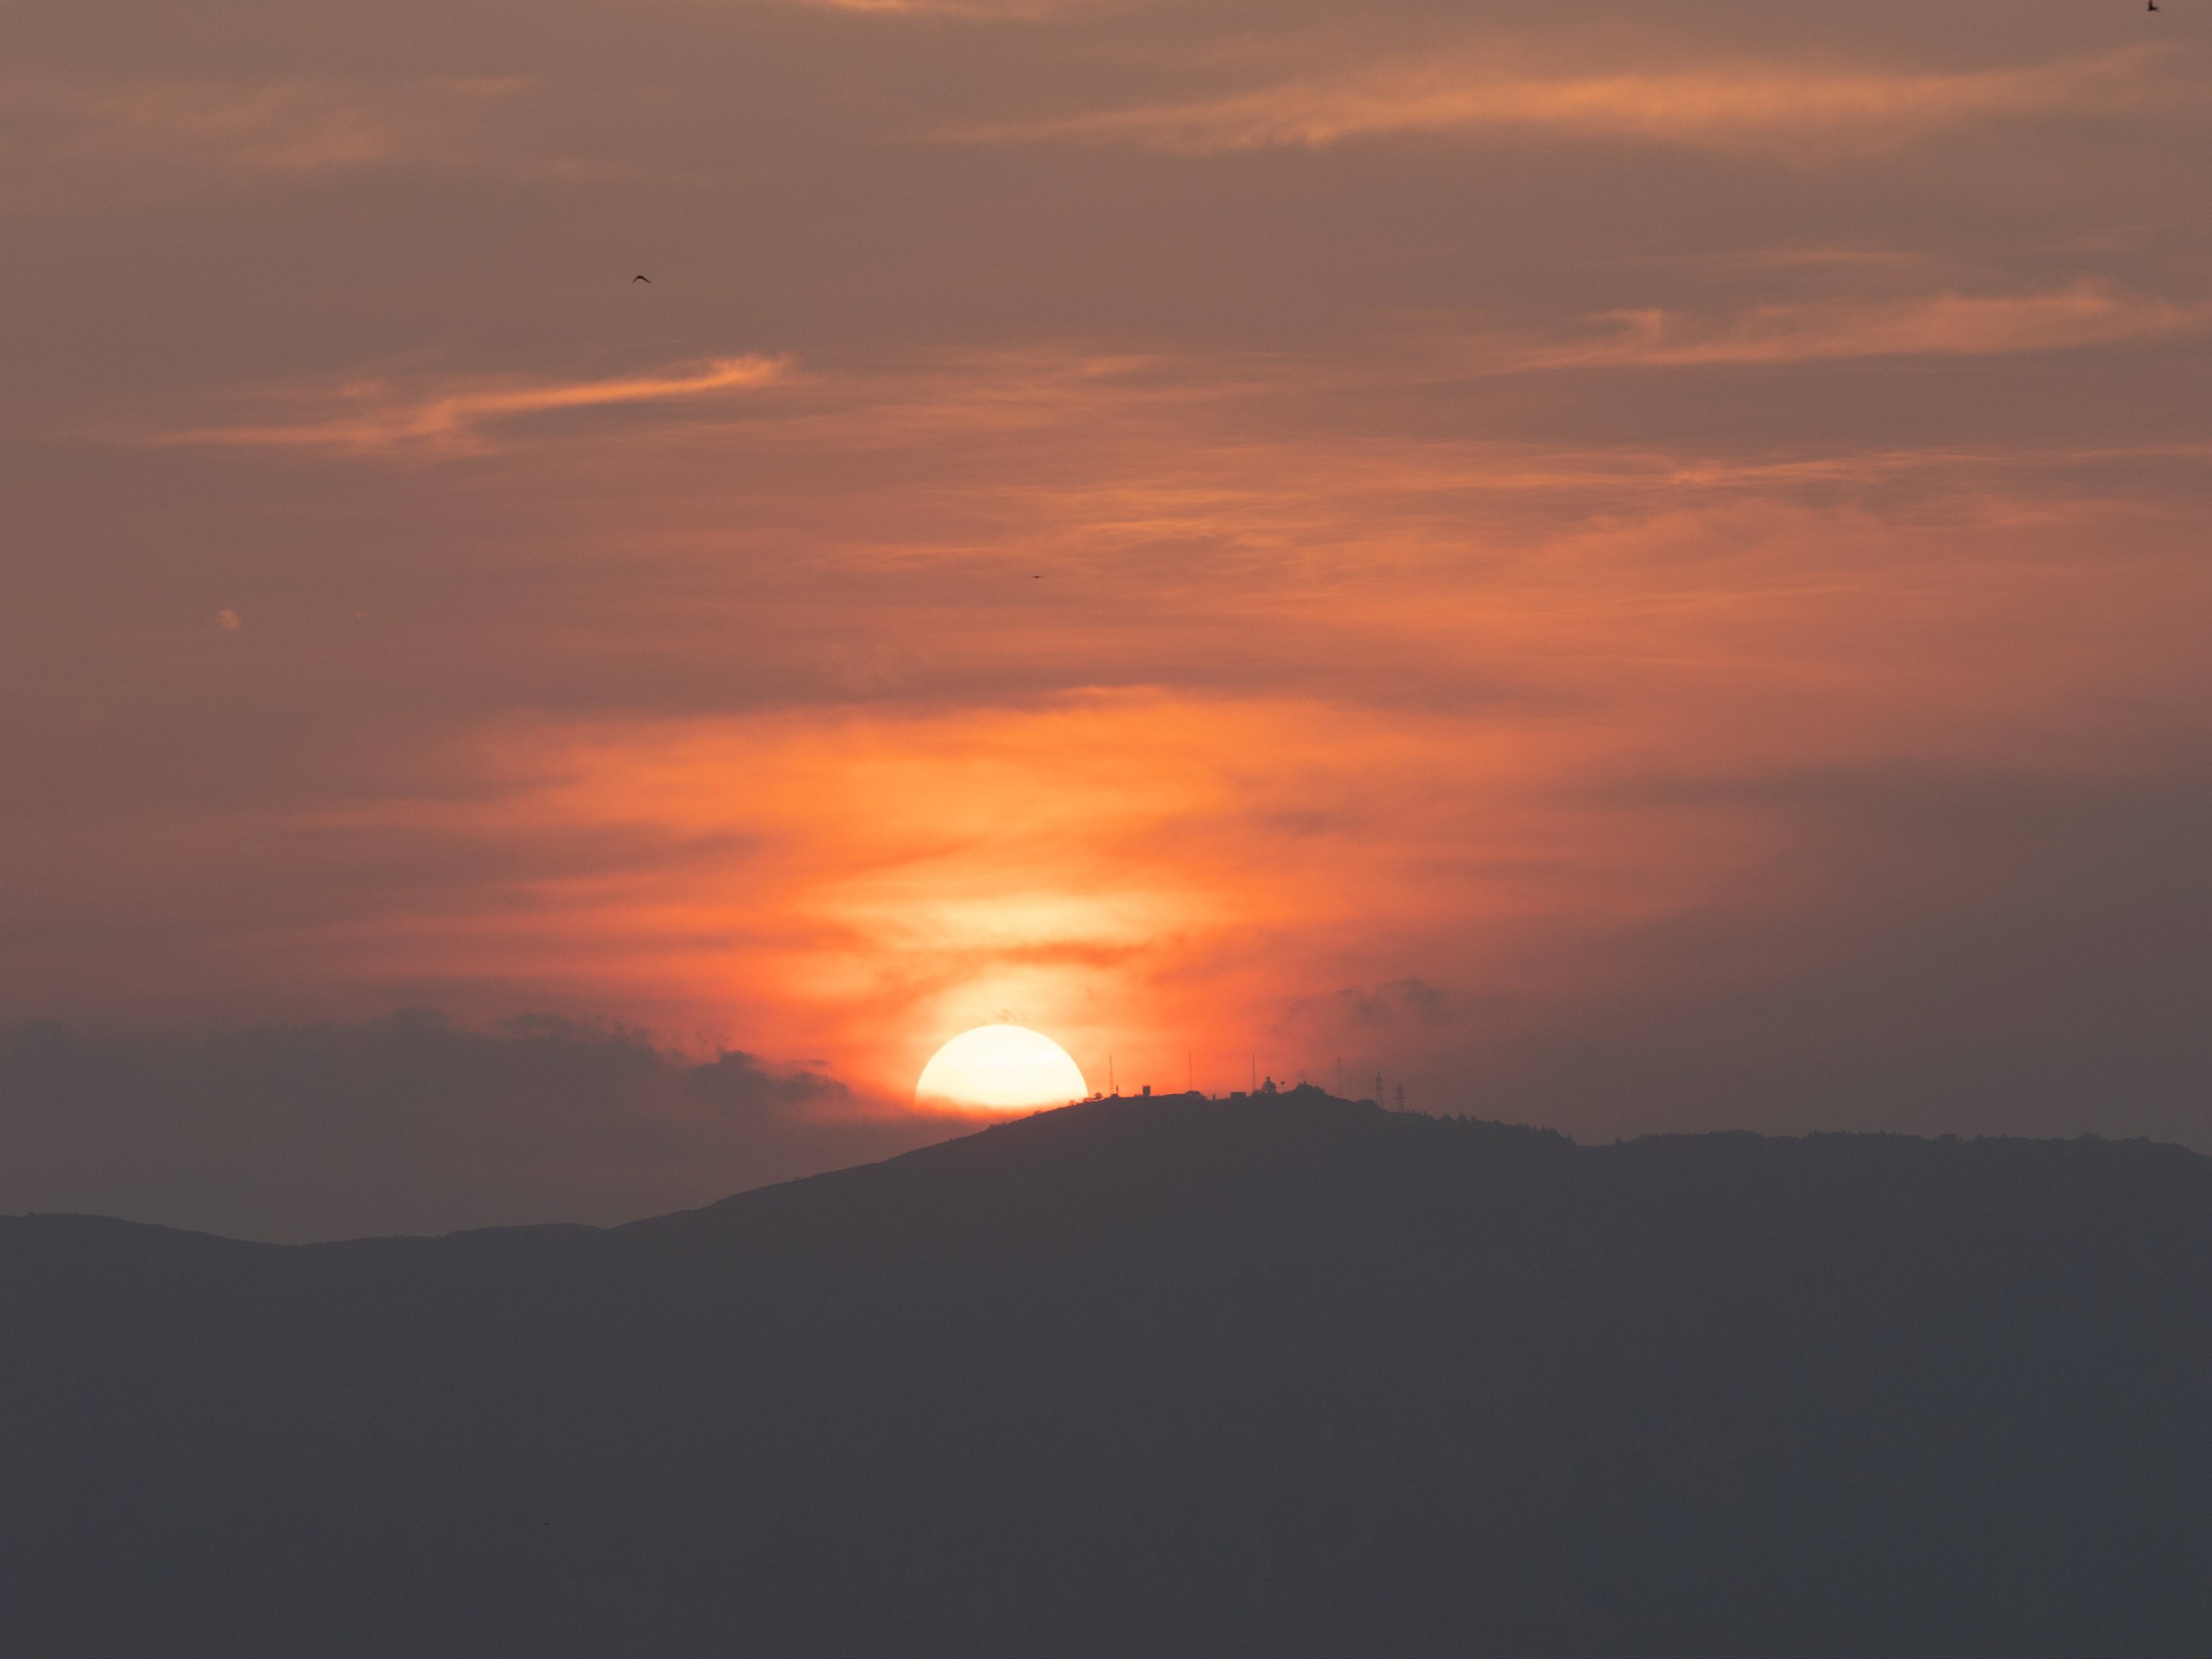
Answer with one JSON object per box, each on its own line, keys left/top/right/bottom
{"left": 632, "top": 274, "right": 652, "bottom": 283}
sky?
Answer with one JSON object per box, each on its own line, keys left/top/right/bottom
{"left": 5, "top": 0, "right": 2210, "bottom": 1237}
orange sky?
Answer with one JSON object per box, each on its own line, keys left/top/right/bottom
{"left": 5, "top": 0, "right": 2212, "bottom": 1228}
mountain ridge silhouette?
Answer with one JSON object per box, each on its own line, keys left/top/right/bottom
{"left": 4, "top": 1089, "right": 2209, "bottom": 1656}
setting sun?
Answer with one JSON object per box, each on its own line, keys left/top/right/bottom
{"left": 915, "top": 1025, "right": 1088, "bottom": 1115}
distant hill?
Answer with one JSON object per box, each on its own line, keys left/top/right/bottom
{"left": 3, "top": 1088, "right": 2209, "bottom": 1656}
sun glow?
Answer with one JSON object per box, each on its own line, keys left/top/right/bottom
{"left": 915, "top": 1024, "right": 1089, "bottom": 1114}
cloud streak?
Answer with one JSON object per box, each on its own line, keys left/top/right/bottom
{"left": 793, "top": 0, "right": 1061, "bottom": 14}
{"left": 159, "top": 356, "right": 791, "bottom": 454}
{"left": 0, "top": 75, "right": 579, "bottom": 203}
{"left": 963, "top": 49, "right": 2187, "bottom": 153}
{"left": 1517, "top": 283, "right": 2212, "bottom": 368}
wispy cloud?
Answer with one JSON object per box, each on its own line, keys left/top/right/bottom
{"left": 0, "top": 77, "right": 548, "bottom": 186}
{"left": 792, "top": 0, "right": 1062, "bottom": 15}
{"left": 960, "top": 48, "right": 2183, "bottom": 153}
{"left": 0, "top": 74, "right": 633, "bottom": 202}
{"left": 160, "top": 357, "right": 791, "bottom": 454}
{"left": 1520, "top": 283, "right": 2211, "bottom": 369}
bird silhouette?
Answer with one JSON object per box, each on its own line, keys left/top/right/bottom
{"left": 633, "top": 274, "right": 652, "bottom": 283}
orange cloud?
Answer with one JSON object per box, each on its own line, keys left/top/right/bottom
{"left": 0, "top": 75, "right": 575, "bottom": 203}
{"left": 1516, "top": 283, "right": 2212, "bottom": 368}
{"left": 792, "top": 0, "right": 1061, "bottom": 14}
{"left": 177, "top": 447, "right": 2201, "bottom": 1106}
{"left": 158, "top": 356, "right": 791, "bottom": 454}
{"left": 278, "top": 690, "right": 1729, "bottom": 1102}
{"left": 13, "top": 315, "right": 2209, "bottom": 1124}
{"left": 963, "top": 49, "right": 2186, "bottom": 153}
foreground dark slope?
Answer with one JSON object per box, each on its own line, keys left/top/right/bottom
{"left": 4, "top": 1092, "right": 2211, "bottom": 1656}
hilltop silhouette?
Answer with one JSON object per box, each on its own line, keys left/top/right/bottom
{"left": 4, "top": 1087, "right": 2210, "bottom": 1656}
